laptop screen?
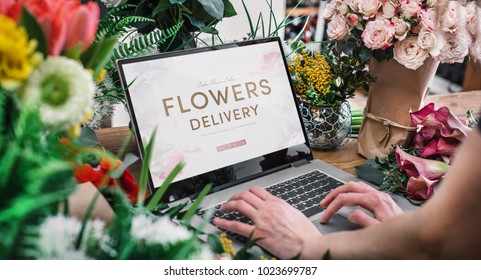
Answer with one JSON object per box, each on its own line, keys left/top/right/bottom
{"left": 117, "top": 37, "right": 313, "bottom": 202}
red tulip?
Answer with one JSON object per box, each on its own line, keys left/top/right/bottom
{"left": 61, "top": 0, "right": 99, "bottom": 53}
{"left": 21, "top": 0, "right": 99, "bottom": 56}
{"left": 406, "top": 176, "right": 437, "bottom": 200}
{"left": 0, "top": 0, "right": 23, "bottom": 21}
{"left": 395, "top": 145, "right": 449, "bottom": 180}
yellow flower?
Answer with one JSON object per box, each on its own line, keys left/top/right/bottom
{"left": 219, "top": 232, "right": 236, "bottom": 256}
{"left": 0, "top": 15, "right": 42, "bottom": 89}
{"left": 289, "top": 49, "right": 333, "bottom": 98}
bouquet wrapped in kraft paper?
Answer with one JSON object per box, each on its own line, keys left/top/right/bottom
{"left": 357, "top": 58, "right": 439, "bottom": 159}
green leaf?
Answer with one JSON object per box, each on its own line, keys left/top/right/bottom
{"left": 19, "top": 8, "right": 48, "bottom": 56}
{"left": 64, "top": 44, "right": 83, "bottom": 60}
{"left": 241, "top": 0, "right": 255, "bottom": 38}
{"left": 110, "top": 153, "right": 139, "bottom": 179}
{"left": 182, "top": 183, "right": 212, "bottom": 222}
{"left": 206, "top": 234, "right": 224, "bottom": 254}
{"left": 138, "top": 127, "right": 158, "bottom": 207}
{"left": 201, "top": 26, "right": 218, "bottom": 34}
{"left": 153, "top": 0, "right": 172, "bottom": 16}
{"left": 359, "top": 47, "right": 373, "bottom": 65}
{"left": 196, "top": 0, "right": 224, "bottom": 20}
{"left": 77, "top": 126, "right": 99, "bottom": 148}
{"left": 146, "top": 161, "right": 184, "bottom": 211}
{"left": 184, "top": 14, "right": 206, "bottom": 30}
{"left": 223, "top": 0, "right": 237, "bottom": 17}
{"left": 170, "top": 0, "right": 187, "bottom": 3}
{"left": 81, "top": 34, "right": 119, "bottom": 79}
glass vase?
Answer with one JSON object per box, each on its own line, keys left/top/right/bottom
{"left": 299, "top": 100, "right": 351, "bottom": 150}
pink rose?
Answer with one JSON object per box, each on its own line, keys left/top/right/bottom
{"left": 470, "top": 38, "right": 481, "bottom": 62}
{"left": 426, "top": 0, "right": 437, "bottom": 9}
{"left": 400, "top": 0, "right": 422, "bottom": 20}
{"left": 381, "top": 1, "right": 398, "bottom": 19}
{"left": 417, "top": 27, "right": 442, "bottom": 56}
{"left": 391, "top": 16, "right": 410, "bottom": 40}
{"left": 439, "top": 0, "right": 465, "bottom": 33}
{"left": 346, "top": 13, "right": 359, "bottom": 26}
{"left": 346, "top": 0, "right": 360, "bottom": 12}
{"left": 465, "top": 2, "right": 481, "bottom": 37}
{"left": 361, "top": 19, "right": 395, "bottom": 50}
{"left": 338, "top": 3, "right": 349, "bottom": 15}
{"left": 436, "top": 31, "right": 471, "bottom": 64}
{"left": 393, "top": 36, "right": 429, "bottom": 70}
{"left": 419, "top": 8, "right": 437, "bottom": 31}
{"left": 358, "top": 0, "right": 383, "bottom": 19}
{"left": 327, "top": 14, "right": 350, "bottom": 40}
{"left": 322, "top": 2, "right": 338, "bottom": 21}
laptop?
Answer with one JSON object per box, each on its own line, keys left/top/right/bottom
{"left": 116, "top": 37, "right": 412, "bottom": 244}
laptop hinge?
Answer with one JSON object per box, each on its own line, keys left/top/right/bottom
{"left": 290, "top": 159, "right": 309, "bottom": 168}
{"left": 167, "top": 197, "right": 192, "bottom": 209}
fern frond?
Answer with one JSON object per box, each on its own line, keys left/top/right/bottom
{"left": 115, "top": 16, "right": 155, "bottom": 31}
{"left": 96, "top": 4, "right": 152, "bottom": 41}
{"left": 105, "top": 4, "right": 137, "bottom": 19}
{"left": 111, "top": 21, "right": 183, "bottom": 62}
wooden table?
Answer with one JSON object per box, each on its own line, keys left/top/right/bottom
{"left": 96, "top": 90, "right": 481, "bottom": 180}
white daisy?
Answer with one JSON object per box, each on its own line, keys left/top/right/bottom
{"left": 130, "top": 214, "right": 193, "bottom": 245}
{"left": 23, "top": 56, "right": 94, "bottom": 129}
{"left": 36, "top": 214, "right": 111, "bottom": 260}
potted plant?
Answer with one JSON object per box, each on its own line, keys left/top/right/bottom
{"left": 286, "top": 41, "right": 373, "bottom": 149}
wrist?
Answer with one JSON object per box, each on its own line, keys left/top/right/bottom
{"left": 300, "top": 233, "right": 328, "bottom": 259}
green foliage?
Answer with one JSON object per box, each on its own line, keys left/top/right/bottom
{"left": 110, "top": 20, "right": 184, "bottom": 67}
{"left": 19, "top": 8, "right": 48, "bottom": 56}
{"left": 375, "top": 145, "right": 416, "bottom": 194}
{"left": 0, "top": 95, "right": 76, "bottom": 259}
{"left": 96, "top": 4, "right": 152, "bottom": 41}
{"left": 288, "top": 40, "right": 374, "bottom": 107}
{"left": 242, "top": 0, "right": 302, "bottom": 40}
{"left": 150, "top": 0, "right": 237, "bottom": 34}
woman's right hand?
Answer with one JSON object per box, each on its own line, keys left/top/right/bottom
{"left": 320, "top": 181, "right": 404, "bottom": 227}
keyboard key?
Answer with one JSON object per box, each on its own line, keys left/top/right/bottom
{"left": 302, "top": 205, "right": 324, "bottom": 217}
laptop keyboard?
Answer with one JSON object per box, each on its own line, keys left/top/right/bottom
{"left": 197, "top": 170, "right": 344, "bottom": 242}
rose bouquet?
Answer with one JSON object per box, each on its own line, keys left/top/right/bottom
{"left": 322, "top": 0, "right": 481, "bottom": 70}
{"left": 374, "top": 103, "right": 472, "bottom": 201}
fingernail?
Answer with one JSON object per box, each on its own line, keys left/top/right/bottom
{"left": 319, "top": 216, "right": 326, "bottom": 224}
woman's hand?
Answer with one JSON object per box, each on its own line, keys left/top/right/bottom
{"left": 213, "top": 186, "right": 322, "bottom": 259}
{"left": 320, "top": 181, "right": 403, "bottom": 227}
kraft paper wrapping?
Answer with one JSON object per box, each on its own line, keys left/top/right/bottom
{"left": 357, "top": 57, "right": 439, "bottom": 159}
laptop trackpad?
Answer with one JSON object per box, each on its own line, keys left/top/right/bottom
{"left": 313, "top": 213, "right": 361, "bottom": 234}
